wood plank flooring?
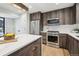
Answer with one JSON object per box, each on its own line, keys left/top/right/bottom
{"left": 42, "top": 44, "right": 70, "bottom": 56}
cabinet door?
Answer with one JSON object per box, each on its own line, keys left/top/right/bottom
{"left": 77, "top": 40, "right": 79, "bottom": 55}
{"left": 51, "top": 11, "right": 57, "bottom": 18}
{"left": 66, "top": 35, "right": 69, "bottom": 50}
{"left": 59, "top": 34, "right": 67, "bottom": 48}
{"left": 73, "top": 39, "right": 78, "bottom": 56}
{"left": 64, "top": 8, "right": 71, "bottom": 24}
{"left": 40, "top": 32, "right": 47, "bottom": 44}
{"left": 59, "top": 34, "right": 63, "bottom": 48}
{"left": 30, "top": 12, "right": 41, "bottom": 21}
{"left": 47, "top": 12, "right": 52, "bottom": 20}
{"left": 43, "top": 13, "right": 48, "bottom": 25}
{"left": 68, "top": 35, "right": 74, "bottom": 56}
{"left": 58, "top": 10, "right": 65, "bottom": 25}
{"left": 33, "top": 38, "right": 41, "bottom": 56}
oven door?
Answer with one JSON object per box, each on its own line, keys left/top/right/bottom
{"left": 48, "top": 35, "right": 59, "bottom": 46}
{"left": 48, "top": 35, "right": 58, "bottom": 43}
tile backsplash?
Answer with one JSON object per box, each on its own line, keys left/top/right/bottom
{"left": 43, "top": 24, "right": 79, "bottom": 33}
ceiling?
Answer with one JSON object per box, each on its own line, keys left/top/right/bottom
{"left": 24, "top": 3, "right": 74, "bottom": 13}
{"left": 0, "top": 3, "right": 75, "bottom": 18}
{"left": 0, "top": 3, "right": 25, "bottom": 18}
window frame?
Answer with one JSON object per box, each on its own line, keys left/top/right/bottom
{"left": 0, "top": 17, "right": 5, "bottom": 36}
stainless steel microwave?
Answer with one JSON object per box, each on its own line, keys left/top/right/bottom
{"left": 47, "top": 18, "right": 60, "bottom": 26}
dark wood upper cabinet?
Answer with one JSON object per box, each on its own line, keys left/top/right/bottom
{"left": 30, "top": 12, "right": 42, "bottom": 21}
{"left": 43, "top": 13, "right": 48, "bottom": 25}
{"left": 30, "top": 4, "right": 76, "bottom": 26}
{"left": 64, "top": 8, "right": 71, "bottom": 24}
{"left": 57, "top": 9, "right": 65, "bottom": 25}
{"left": 51, "top": 11, "right": 57, "bottom": 18}
{"left": 42, "top": 4, "right": 76, "bottom": 25}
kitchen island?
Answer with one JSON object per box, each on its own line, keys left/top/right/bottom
{"left": 0, "top": 34, "right": 42, "bottom": 56}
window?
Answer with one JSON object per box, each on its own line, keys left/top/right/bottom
{"left": 0, "top": 17, "right": 5, "bottom": 36}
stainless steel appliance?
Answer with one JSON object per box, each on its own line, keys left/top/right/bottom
{"left": 47, "top": 18, "right": 60, "bottom": 26}
{"left": 48, "top": 31, "right": 59, "bottom": 47}
{"left": 30, "top": 20, "right": 40, "bottom": 35}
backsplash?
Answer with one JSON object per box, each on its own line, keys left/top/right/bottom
{"left": 59, "top": 25, "right": 74, "bottom": 33}
{"left": 43, "top": 24, "right": 79, "bottom": 33}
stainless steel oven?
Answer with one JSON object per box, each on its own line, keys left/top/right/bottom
{"left": 48, "top": 31, "right": 59, "bottom": 47}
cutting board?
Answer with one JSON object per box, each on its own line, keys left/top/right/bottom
{"left": 0, "top": 37, "right": 17, "bottom": 44}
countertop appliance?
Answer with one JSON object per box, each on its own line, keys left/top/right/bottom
{"left": 47, "top": 18, "right": 60, "bottom": 26}
{"left": 48, "top": 31, "right": 59, "bottom": 47}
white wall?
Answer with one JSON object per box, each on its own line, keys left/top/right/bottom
{"left": 15, "top": 11, "right": 29, "bottom": 34}
{"left": 0, "top": 12, "right": 19, "bottom": 19}
{"left": 0, "top": 11, "right": 29, "bottom": 34}
{"left": 5, "top": 18, "right": 15, "bottom": 34}
{"left": 0, "top": 13, "right": 16, "bottom": 34}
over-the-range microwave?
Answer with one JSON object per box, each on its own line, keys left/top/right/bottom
{"left": 47, "top": 18, "right": 60, "bottom": 26}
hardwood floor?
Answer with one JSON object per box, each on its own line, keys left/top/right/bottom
{"left": 42, "top": 44, "right": 70, "bottom": 56}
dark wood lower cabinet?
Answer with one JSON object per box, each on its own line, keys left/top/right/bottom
{"left": 59, "top": 34, "right": 67, "bottom": 49}
{"left": 9, "top": 38, "right": 41, "bottom": 56}
{"left": 77, "top": 41, "right": 79, "bottom": 55}
{"left": 59, "top": 33, "right": 79, "bottom": 56}
{"left": 73, "top": 39, "right": 79, "bottom": 56}
{"left": 68, "top": 35, "right": 79, "bottom": 56}
{"left": 68, "top": 35, "right": 74, "bottom": 56}
{"left": 40, "top": 32, "right": 47, "bottom": 44}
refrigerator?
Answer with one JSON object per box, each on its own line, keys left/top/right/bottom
{"left": 30, "top": 20, "right": 40, "bottom": 35}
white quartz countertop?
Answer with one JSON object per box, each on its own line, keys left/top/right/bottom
{"left": 0, "top": 34, "right": 42, "bottom": 56}
{"left": 59, "top": 32, "right": 79, "bottom": 41}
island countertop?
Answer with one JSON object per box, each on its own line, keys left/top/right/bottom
{"left": 0, "top": 34, "right": 42, "bottom": 56}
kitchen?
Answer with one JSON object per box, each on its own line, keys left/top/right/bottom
{"left": 0, "top": 3, "right": 79, "bottom": 56}
{"left": 30, "top": 3, "right": 79, "bottom": 56}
